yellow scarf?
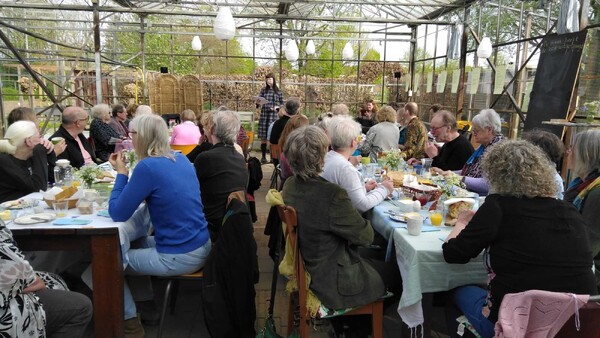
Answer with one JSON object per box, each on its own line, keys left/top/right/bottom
{"left": 266, "top": 189, "right": 321, "bottom": 317}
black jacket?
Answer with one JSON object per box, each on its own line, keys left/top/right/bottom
{"left": 50, "top": 125, "right": 97, "bottom": 168}
{"left": 202, "top": 198, "right": 259, "bottom": 338}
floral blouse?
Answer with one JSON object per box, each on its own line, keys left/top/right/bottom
{"left": 0, "top": 223, "right": 46, "bottom": 337}
{"left": 404, "top": 117, "right": 428, "bottom": 159}
{"left": 0, "top": 222, "right": 69, "bottom": 337}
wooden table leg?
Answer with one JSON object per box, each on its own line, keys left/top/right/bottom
{"left": 91, "top": 234, "right": 124, "bottom": 338}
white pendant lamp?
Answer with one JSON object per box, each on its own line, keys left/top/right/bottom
{"left": 213, "top": 7, "right": 236, "bottom": 41}
{"left": 191, "top": 36, "right": 202, "bottom": 51}
{"left": 306, "top": 40, "right": 316, "bottom": 56}
{"left": 342, "top": 42, "right": 354, "bottom": 60}
{"left": 477, "top": 37, "right": 493, "bottom": 59}
{"left": 285, "top": 40, "right": 299, "bottom": 62}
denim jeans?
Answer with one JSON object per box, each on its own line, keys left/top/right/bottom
{"left": 119, "top": 205, "right": 213, "bottom": 320}
{"left": 453, "top": 285, "right": 495, "bottom": 338}
{"left": 123, "top": 239, "right": 212, "bottom": 319}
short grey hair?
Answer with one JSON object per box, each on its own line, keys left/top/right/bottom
{"left": 472, "top": 109, "right": 502, "bottom": 134}
{"left": 129, "top": 114, "right": 174, "bottom": 160}
{"left": 135, "top": 105, "right": 152, "bottom": 116}
{"left": 481, "top": 140, "right": 557, "bottom": 198}
{"left": 0, "top": 120, "right": 37, "bottom": 155}
{"left": 433, "top": 110, "right": 458, "bottom": 131}
{"left": 328, "top": 115, "right": 361, "bottom": 151}
{"left": 213, "top": 110, "right": 240, "bottom": 145}
{"left": 284, "top": 98, "right": 300, "bottom": 116}
{"left": 180, "top": 109, "right": 196, "bottom": 122}
{"left": 572, "top": 129, "right": 600, "bottom": 178}
{"left": 284, "top": 125, "right": 329, "bottom": 180}
{"left": 331, "top": 103, "right": 350, "bottom": 116}
{"left": 91, "top": 104, "right": 110, "bottom": 120}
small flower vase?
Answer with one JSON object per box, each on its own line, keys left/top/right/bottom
{"left": 83, "top": 179, "right": 94, "bottom": 189}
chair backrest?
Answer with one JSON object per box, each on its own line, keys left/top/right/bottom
{"left": 171, "top": 144, "right": 197, "bottom": 155}
{"left": 496, "top": 290, "right": 600, "bottom": 338}
{"left": 270, "top": 144, "right": 282, "bottom": 161}
{"left": 555, "top": 300, "right": 600, "bottom": 337}
{"left": 276, "top": 205, "right": 308, "bottom": 319}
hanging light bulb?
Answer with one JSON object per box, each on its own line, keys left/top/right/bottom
{"left": 342, "top": 42, "right": 354, "bottom": 60}
{"left": 306, "top": 40, "right": 316, "bottom": 56}
{"left": 285, "top": 39, "right": 299, "bottom": 62}
{"left": 477, "top": 37, "right": 493, "bottom": 59}
{"left": 213, "top": 7, "right": 236, "bottom": 41}
{"left": 191, "top": 36, "right": 202, "bottom": 51}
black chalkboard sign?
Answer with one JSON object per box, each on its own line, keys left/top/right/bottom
{"left": 525, "top": 31, "right": 587, "bottom": 136}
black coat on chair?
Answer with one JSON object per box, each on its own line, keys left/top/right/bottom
{"left": 201, "top": 198, "right": 259, "bottom": 338}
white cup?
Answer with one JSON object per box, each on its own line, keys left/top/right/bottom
{"left": 406, "top": 214, "right": 423, "bottom": 236}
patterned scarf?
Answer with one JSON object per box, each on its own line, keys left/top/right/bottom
{"left": 567, "top": 171, "right": 600, "bottom": 211}
{"left": 461, "top": 134, "right": 504, "bottom": 178}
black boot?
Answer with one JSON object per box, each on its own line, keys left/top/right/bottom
{"left": 260, "top": 143, "right": 268, "bottom": 164}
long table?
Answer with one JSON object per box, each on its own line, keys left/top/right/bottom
{"left": 371, "top": 200, "right": 487, "bottom": 329}
{"left": 8, "top": 193, "right": 124, "bottom": 338}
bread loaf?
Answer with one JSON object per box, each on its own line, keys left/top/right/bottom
{"left": 55, "top": 186, "right": 78, "bottom": 200}
{"left": 445, "top": 201, "right": 473, "bottom": 226}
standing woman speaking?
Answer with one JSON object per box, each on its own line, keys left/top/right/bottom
{"left": 257, "top": 73, "right": 284, "bottom": 164}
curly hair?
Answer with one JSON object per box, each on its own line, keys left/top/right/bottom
{"left": 481, "top": 140, "right": 557, "bottom": 198}
{"left": 376, "top": 105, "right": 397, "bottom": 123}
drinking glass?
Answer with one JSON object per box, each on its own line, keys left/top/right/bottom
{"left": 430, "top": 203, "right": 444, "bottom": 226}
{"left": 421, "top": 158, "right": 433, "bottom": 177}
{"left": 53, "top": 200, "right": 69, "bottom": 218}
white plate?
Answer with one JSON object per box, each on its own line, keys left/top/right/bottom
{"left": 389, "top": 214, "right": 407, "bottom": 223}
{"left": 14, "top": 213, "right": 56, "bottom": 225}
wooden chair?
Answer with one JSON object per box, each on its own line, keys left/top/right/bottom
{"left": 276, "top": 205, "right": 385, "bottom": 338}
{"left": 170, "top": 144, "right": 197, "bottom": 155}
{"left": 269, "top": 144, "right": 282, "bottom": 189}
{"left": 157, "top": 270, "right": 204, "bottom": 338}
{"left": 551, "top": 295, "right": 600, "bottom": 338}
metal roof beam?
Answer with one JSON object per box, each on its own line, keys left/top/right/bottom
{"left": 0, "top": 3, "right": 452, "bottom": 24}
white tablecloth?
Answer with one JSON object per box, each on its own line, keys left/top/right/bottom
{"left": 7, "top": 192, "right": 136, "bottom": 269}
{"left": 371, "top": 200, "right": 487, "bottom": 328}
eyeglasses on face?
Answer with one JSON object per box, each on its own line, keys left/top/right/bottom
{"left": 128, "top": 131, "right": 137, "bottom": 138}
{"left": 430, "top": 125, "right": 448, "bottom": 132}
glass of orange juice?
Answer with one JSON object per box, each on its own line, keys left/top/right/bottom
{"left": 430, "top": 203, "right": 444, "bottom": 226}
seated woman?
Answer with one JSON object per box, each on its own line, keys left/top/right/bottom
{"left": 0, "top": 120, "right": 52, "bottom": 203}
{"left": 108, "top": 114, "right": 212, "bottom": 336}
{"left": 0, "top": 219, "right": 92, "bottom": 338}
{"left": 89, "top": 103, "right": 122, "bottom": 162}
{"left": 322, "top": 115, "right": 393, "bottom": 213}
{"left": 443, "top": 140, "right": 597, "bottom": 338}
{"left": 522, "top": 129, "right": 565, "bottom": 199}
{"left": 170, "top": 109, "right": 201, "bottom": 145}
{"left": 277, "top": 114, "right": 309, "bottom": 181}
{"left": 434, "top": 109, "right": 504, "bottom": 195}
{"left": 281, "top": 125, "right": 400, "bottom": 335}
{"left": 358, "top": 105, "right": 400, "bottom": 158}
{"left": 194, "top": 110, "right": 248, "bottom": 241}
{"left": 564, "top": 129, "right": 600, "bottom": 291}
